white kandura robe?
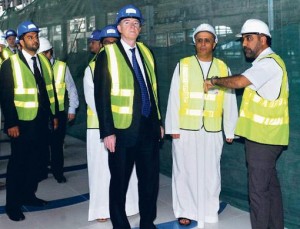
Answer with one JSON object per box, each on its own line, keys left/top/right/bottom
{"left": 165, "top": 62, "right": 238, "bottom": 228}
{"left": 83, "top": 66, "right": 139, "bottom": 221}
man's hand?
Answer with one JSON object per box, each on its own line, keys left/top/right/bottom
{"left": 226, "top": 138, "right": 233, "bottom": 143}
{"left": 160, "top": 126, "right": 164, "bottom": 140}
{"left": 8, "top": 126, "right": 20, "bottom": 138}
{"left": 104, "top": 134, "right": 116, "bottom": 153}
{"left": 204, "top": 79, "right": 214, "bottom": 93}
{"left": 68, "top": 113, "right": 76, "bottom": 122}
{"left": 53, "top": 118, "right": 59, "bottom": 130}
{"left": 171, "top": 134, "right": 180, "bottom": 139}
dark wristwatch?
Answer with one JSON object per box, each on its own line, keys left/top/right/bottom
{"left": 210, "top": 76, "right": 219, "bottom": 86}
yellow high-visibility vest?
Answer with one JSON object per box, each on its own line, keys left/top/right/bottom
{"left": 86, "top": 61, "right": 99, "bottom": 129}
{"left": 2, "top": 47, "right": 14, "bottom": 60}
{"left": 11, "top": 54, "right": 56, "bottom": 120}
{"left": 179, "top": 56, "right": 228, "bottom": 131}
{"left": 104, "top": 42, "right": 160, "bottom": 129}
{"left": 53, "top": 60, "right": 66, "bottom": 111}
{"left": 235, "top": 53, "right": 289, "bottom": 145}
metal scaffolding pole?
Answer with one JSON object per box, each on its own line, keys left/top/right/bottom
{"left": 268, "top": 0, "right": 274, "bottom": 31}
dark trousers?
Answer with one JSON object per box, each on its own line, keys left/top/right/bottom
{"left": 50, "top": 111, "right": 67, "bottom": 178}
{"left": 245, "top": 139, "right": 284, "bottom": 229}
{"left": 6, "top": 121, "right": 49, "bottom": 210}
{"left": 109, "top": 117, "right": 160, "bottom": 229}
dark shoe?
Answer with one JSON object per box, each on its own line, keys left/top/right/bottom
{"left": 23, "top": 197, "right": 48, "bottom": 207}
{"left": 6, "top": 207, "right": 25, "bottom": 221}
{"left": 178, "top": 218, "right": 191, "bottom": 226}
{"left": 140, "top": 222, "right": 157, "bottom": 229}
{"left": 55, "top": 175, "right": 67, "bottom": 183}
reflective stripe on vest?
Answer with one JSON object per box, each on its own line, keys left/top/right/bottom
{"left": 39, "top": 54, "right": 56, "bottom": 109}
{"left": 86, "top": 61, "right": 100, "bottom": 129}
{"left": 235, "top": 53, "right": 289, "bottom": 145}
{"left": 106, "top": 44, "right": 133, "bottom": 129}
{"left": 11, "top": 54, "right": 55, "bottom": 120}
{"left": 53, "top": 60, "right": 66, "bottom": 111}
{"left": 179, "top": 56, "right": 227, "bottom": 131}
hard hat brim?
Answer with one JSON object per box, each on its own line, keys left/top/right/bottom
{"left": 235, "top": 32, "right": 271, "bottom": 38}
{"left": 193, "top": 30, "right": 218, "bottom": 44}
{"left": 116, "top": 16, "right": 144, "bottom": 25}
{"left": 18, "top": 29, "right": 40, "bottom": 38}
{"left": 88, "top": 38, "right": 101, "bottom": 42}
{"left": 5, "top": 35, "right": 17, "bottom": 39}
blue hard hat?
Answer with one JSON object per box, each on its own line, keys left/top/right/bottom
{"left": 99, "top": 25, "right": 120, "bottom": 40}
{"left": 4, "top": 29, "right": 17, "bottom": 39}
{"left": 115, "top": 4, "right": 144, "bottom": 24}
{"left": 17, "top": 20, "right": 40, "bottom": 38}
{"left": 89, "top": 29, "right": 102, "bottom": 41}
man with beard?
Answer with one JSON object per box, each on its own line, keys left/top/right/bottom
{"left": 0, "top": 21, "right": 57, "bottom": 221}
{"left": 204, "top": 19, "right": 289, "bottom": 229}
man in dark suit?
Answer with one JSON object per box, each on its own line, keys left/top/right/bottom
{"left": 0, "top": 21, "right": 57, "bottom": 221}
{"left": 94, "top": 4, "right": 164, "bottom": 229}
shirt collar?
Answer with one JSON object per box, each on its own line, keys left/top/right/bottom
{"left": 121, "top": 38, "right": 136, "bottom": 51}
{"left": 9, "top": 46, "right": 16, "bottom": 52}
{"left": 22, "top": 49, "right": 37, "bottom": 61}
{"left": 50, "top": 57, "right": 54, "bottom": 65}
{"left": 253, "top": 47, "right": 274, "bottom": 64}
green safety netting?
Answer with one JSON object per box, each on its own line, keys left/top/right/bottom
{"left": 0, "top": 0, "right": 299, "bottom": 228}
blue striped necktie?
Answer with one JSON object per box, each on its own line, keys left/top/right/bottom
{"left": 130, "top": 48, "right": 151, "bottom": 117}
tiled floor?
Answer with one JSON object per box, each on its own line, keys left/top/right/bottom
{"left": 0, "top": 134, "right": 252, "bottom": 229}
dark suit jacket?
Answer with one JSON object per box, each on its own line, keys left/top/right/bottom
{"left": 94, "top": 41, "right": 161, "bottom": 147}
{"left": 0, "top": 51, "right": 57, "bottom": 139}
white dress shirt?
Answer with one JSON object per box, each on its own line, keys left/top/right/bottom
{"left": 22, "top": 49, "right": 41, "bottom": 73}
{"left": 120, "top": 39, "right": 148, "bottom": 83}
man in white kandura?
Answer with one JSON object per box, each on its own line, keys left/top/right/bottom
{"left": 165, "top": 23, "right": 238, "bottom": 228}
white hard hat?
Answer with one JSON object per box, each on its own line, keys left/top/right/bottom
{"left": 38, "top": 37, "right": 52, "bottom": 53}
{"left": 0, "top": 30, "right": 6, "bottom": 45}
{"left": 192, "top": 23, "right": 218, "bottom": 43}
{"left": 236, "top": 19, "right": 271, "bottom": 38}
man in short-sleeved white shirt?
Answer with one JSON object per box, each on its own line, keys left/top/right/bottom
{"left": 242, "top": 47, "right": 283, "bottom": 100}
{"left": 204, "top": 19, "right": 289, "bottom": 229}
